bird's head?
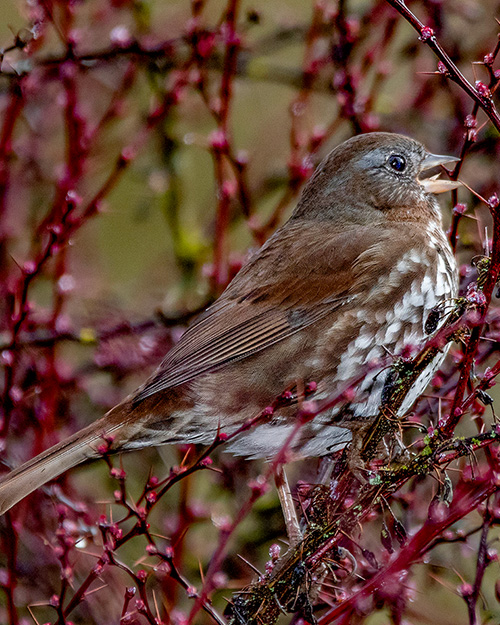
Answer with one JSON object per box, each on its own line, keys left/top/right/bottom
{"left": 292, "top": 132, "right": 460, "bottom": 225}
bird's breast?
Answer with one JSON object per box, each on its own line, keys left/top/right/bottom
{"left": 311, "top": 230, "right": 457, "bottom": 428}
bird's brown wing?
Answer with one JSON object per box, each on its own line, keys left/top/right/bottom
{"left": 134, "top": 221, "right": 402, "bottom": 401}
{"left": 135, "top": 298, "right": 347, "bottom": 398}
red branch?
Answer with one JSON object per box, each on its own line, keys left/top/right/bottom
{"left": 318, "top": 469, "right": 500, "bottom": 624}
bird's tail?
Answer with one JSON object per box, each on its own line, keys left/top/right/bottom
{"left": 0, "top": 408, "right": 126, "bottom": 515}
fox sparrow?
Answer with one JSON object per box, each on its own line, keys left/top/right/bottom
{"left": 0, "top": 132, "right": 460, "bottom": 514}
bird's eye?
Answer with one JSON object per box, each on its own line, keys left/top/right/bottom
{"left": 388, "top": 155, "right": 406, "bottom": 172}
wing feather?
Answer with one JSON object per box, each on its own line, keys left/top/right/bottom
{"left": 134, "top": 221, "right": 394, "bottom": 402}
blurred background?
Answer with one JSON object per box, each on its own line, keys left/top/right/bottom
{"left": 0, "top": 1, "right": 500, "bottom": 624}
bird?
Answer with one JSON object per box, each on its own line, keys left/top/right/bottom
{"left": 0, "top": 132, "right": 461, "bottom": 516}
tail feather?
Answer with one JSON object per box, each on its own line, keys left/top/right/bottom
{"left": 0, "top": 416, "right": 118, "bottom": 515}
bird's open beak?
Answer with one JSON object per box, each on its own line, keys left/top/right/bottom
{"left": 418, "top": 153, "right": 461, "bottom": 194}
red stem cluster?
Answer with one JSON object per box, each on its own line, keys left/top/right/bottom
{"left": 0, "top": 1, "right": 500, "bottom": 624}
